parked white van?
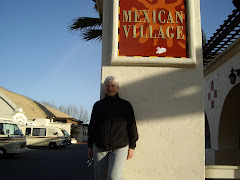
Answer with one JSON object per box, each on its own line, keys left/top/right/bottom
{"left": 0, "top": 119, "right": 27, "bottom": 157}
{"left": 20, "top": 125, "right": 65, "bottom": 148}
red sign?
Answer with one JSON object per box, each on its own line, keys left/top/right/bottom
{"left": 118, "top": 0, "right": 187, "bottom": 58}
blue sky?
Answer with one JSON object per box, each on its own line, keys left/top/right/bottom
{"left": 0, "top": 0, "right": 236, "bottom": 119}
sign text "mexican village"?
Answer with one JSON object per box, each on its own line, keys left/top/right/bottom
{"left": 121, "top": 10, "right": 185, "bottom": 40}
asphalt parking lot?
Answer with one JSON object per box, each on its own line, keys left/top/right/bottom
{"left": 0, "top": 144, "right": 94, "bottom": 180}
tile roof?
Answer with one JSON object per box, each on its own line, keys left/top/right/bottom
{"left": 0, "top": 87, "right": 72, "bottom": 120}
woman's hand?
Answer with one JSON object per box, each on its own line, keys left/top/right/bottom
{"left": 127, "top": 148, "right": 134, "bottom": 160}
{"left": 88, "top": 147, "right": 94, "bottom": 159}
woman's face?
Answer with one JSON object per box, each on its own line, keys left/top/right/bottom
{"left": 104, "top": 81, "right": 119, "bottom": 96}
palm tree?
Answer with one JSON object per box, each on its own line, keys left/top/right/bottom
{"left": 68, "top": 0, "right": 102, "bottom": 41}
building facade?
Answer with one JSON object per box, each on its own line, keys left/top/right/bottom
{"left": 204, "top": 8, "right": 240, "bottom": 165}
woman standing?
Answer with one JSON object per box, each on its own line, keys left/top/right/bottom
{"left": 88, "top": 76, "right": 138, "bottom": 180}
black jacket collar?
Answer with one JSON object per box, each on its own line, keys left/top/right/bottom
{"left": 104, "top": 93, "right": 120, "bottom": 101}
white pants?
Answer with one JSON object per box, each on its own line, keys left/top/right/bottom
{"left": 93, "top": 144, "right": 128, "bottom": 180}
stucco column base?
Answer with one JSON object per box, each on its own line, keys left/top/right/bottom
{"left": 206, "top": 149, "right": 240, "bottom": 165}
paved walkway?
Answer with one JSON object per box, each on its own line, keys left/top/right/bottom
{"left": 0, "top": 144, "right": 94, "bottom": 180}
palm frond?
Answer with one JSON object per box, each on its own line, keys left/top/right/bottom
{"left": 82, "top": 29, "right": 102, "bottom": 41}
{"left": 68, "top": 17, "right": 102, "bottom": 32}
{"left": 68, "top": 1, "right": 102, "bottom": 42}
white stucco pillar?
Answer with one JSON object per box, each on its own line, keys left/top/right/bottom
{"left": 100, "top": 0, "right": 204, "bottom": 179}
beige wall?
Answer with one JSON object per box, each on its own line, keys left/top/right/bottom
{"left": 101, "top": 0, "right": 204, "bottom": 179}
{"left": 101, "top": 66, "right": 204, "bottom": 179}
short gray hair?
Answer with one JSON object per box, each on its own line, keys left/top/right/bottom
{"left": 104, "top": 76, "right": 119, "bottom": 87}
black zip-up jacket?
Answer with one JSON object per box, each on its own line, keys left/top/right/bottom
{"left": 88, "top": 94, "right": 138, "bottom": 150}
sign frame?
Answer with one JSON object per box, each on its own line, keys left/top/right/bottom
{"left": 110, "top": 0, "right": 198, "bottom": 67}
